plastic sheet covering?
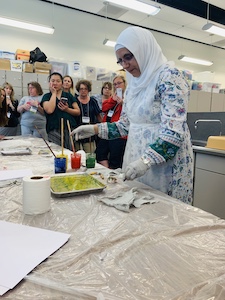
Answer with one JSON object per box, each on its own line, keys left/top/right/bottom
{"left": 1, "top": 137, "right": 225, "bottom": 299}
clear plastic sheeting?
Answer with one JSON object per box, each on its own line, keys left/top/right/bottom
{"left": 1, "top": 137, "right": 225, "bottom": 299}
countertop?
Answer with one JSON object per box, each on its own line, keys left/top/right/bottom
{"left": 193, "top": 144, "right": 225, "bottom": 157}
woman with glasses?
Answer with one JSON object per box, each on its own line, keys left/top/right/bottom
{"left": 93, "top": 81, "right": 112, "bottom": 110}
{"left": 75, "top": 79, "right": 102, "bottom": 153}
{"left": 96, "top": 75, "right": 127, "bottom": 169}
{"left": 71, "top": 26, "right": 193, "bottom": 205}
{"left": 17, "top": 81, "right": 47, "bottom": 139}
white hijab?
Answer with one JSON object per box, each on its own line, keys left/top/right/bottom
{"left": 115, "top": 26, "right": 168, "bottom": 99}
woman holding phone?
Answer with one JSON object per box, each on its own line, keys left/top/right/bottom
{"left": 96, "top": 75, "right": 127, "bottom": 169}
{"left": 41, "top": 72, "right": 80, "bottom": 149}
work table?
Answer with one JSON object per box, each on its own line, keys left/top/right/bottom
{"left": 1, "top": 137, "right": 225, "bottom": 299}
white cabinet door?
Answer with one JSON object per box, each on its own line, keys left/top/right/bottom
{"left": 211, "top": 93, "right": 225, "bottom": 112}
{"left": 193, "top": 152, "right": 225, "bottom": 219}
{"left": 37, "top": 74, "right": 49, "bottom": 90}
{"left": 23, "top": 73, "right": 38, "bottom": 87}
{"left": 5, "top": 71, "right": 22, "bottom": 87}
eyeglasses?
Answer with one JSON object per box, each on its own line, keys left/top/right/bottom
{"left": 113, "top": 81, "right": 124, "bottom": 87}
{"left": 79, "top": 88, "right": 88, "bottom": 91}
{"left": 117, "top": 53, "right": 134, "bottom": 66}
{"left": 103, "top": 87, "right": 112, "bottom": 90}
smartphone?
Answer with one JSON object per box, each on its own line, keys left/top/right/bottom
{"left": 116, "top": 88, "right": 123, "bottom": 99}
{"left": 60, "top": 97, "right": 68, "bottom": 104}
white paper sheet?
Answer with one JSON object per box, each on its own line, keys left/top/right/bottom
{"left": 0, "top": 169, "right": 33, "bottom": 181}
{"left": 0, "top": 221, "right": 70, "bottom": 295}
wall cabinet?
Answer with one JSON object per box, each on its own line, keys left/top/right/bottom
{"left": 0, "top": 70, "right": 49, "bottom": 100}
{"left": 0, "top": 70, "right": 103, "bottom": 100}
{"left": 188, "top": 90, "right": 225, "bottom": 112}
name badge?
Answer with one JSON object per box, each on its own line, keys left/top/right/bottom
{"left": 30, "top": 106, "right": 38, "bottom": 113}
{"left": 107, "top": 110, "right": 114, "bottom": 117}
{"left": 82, "top": 116, "right": 90, "bottom": 123}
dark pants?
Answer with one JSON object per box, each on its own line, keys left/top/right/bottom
{"left": 96, "top": 138, "right": 127, "bottom": 169}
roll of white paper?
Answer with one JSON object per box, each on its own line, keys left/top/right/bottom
{"left": 22, "top": 175, "right": 51, "bottom": 215}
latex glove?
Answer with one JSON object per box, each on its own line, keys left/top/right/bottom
{"left": 71, "top": 125, "right": 95, "bottom": 141}
{"left": 124, "top": 158, "right": 149, "bottom": 181}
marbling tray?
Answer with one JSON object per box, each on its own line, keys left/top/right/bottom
{"left": 50, "top": 173, "right": 106, "bottom": 198}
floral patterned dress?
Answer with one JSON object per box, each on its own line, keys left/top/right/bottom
{"left": 98, "top": 66, "right": 193, "bottom": 204}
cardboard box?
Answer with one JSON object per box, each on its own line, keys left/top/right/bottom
{"left": 0, "top": 51, "right": 15, "bottom": 60}
{"left": 0, "top": 58, "right": 11, "bottom": 70}
{"left": 16, "top": 49, "right": 30, "bottom": 61}
{"left": 23, "top": 62, "right": 33, "bottom": 73}
{"left": 33, "top": 62, "right": 51, "bottom": 70}
{"left": 34, "top": 69, "right": 50, "bottom": 75}
{"left": 10, "top": 60, "right": 23, "bottom": 72}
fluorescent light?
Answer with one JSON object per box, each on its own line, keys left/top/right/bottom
{"left": 104, "top": 0, "right": 161, "bottom": 15}
{"left": 103, "top": 38, "right": 116, "bottom": 47}
{"left": 202, "top": 22, "right": 225, "bottom": 38}
{"left": 0, "top": 16, "right": 54, "bottom": 34}
{"left": 178, "top": 55, "right": 213, "bottom": 66}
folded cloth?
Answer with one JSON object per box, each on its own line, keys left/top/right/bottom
{"left": 98, "top": 187, "right": 158, "bottom": 212}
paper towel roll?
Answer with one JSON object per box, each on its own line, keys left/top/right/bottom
{"left": 22, "top": 175, "right": 51, "bottom": 215}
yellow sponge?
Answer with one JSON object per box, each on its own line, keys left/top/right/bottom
{"left": 206, "top": 136, "right": 225, "bottom": 150}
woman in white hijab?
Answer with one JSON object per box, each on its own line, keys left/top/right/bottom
{"left": 71, "top": 26, "right": 193, "bottom": 204}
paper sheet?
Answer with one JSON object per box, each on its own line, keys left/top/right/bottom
{"left": 0, "top": 169, "right": 33, "bottom": 181}
{"left": 0, "top": 221, "right": 70, "bottom": 295}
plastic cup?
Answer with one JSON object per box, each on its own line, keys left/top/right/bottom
{"left": 86, "top": 153, "right": 96, "bottom": 168}
{"left": 71, "top": 153, "right": 81, "bottom": 169}
{"left": 56, "top": 154, "right": 68, "bottom": 169}
{"left": 54, "top": 157, "right": 66, "bottom": 173}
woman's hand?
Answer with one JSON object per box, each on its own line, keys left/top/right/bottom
{"left": 49, "top": 83, "right": 57, "bottom": 94}
{"left": 30, "top": 100, "right": 39, "bottom": 107}
{"left": 112, "top": 93, "right": 123, "bottom": 104}
{"left": 71, "top": 125, "right": 98, "bottom": 140}
{"left": 24, "top": 103, "right": 31, "bottom": 111}
{"left": 57, "top": 101, "right": 68, "bottom": 111}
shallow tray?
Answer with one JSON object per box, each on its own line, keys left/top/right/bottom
{"left": 50, "top": 173, "right": 106, "bottom": 198}
{"left": 1, "top": 148, "right": 32, "bottom": 156}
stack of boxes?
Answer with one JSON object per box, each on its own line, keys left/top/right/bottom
{"left": 0, "top": 49, "right": 51, "bottom": 74}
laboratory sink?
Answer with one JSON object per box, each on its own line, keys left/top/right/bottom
{"left": 191, "top": 139, "right": 207, "bottom": 147}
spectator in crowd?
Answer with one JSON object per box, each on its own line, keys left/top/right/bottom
{"left": 62, "top": 75, "right": 75, "bottom": 96}
{"left": 94, "top": 81, "right": 112, "bottom": 110}
{"left": 96, "top": 75, "right": 127, "bottom": 169}
{"left": 0, "top": 82, "right": 20, "bottom": 136}
{"left": 0, "top": 87, "right": 8, "bottom": 129}
{"left": 75, "top": 79, "right": 102, "bottom": 153}
{"left": 17, "top": 81, "right": 47, "bottom": 139}
{"left": 41, "top": 72, "right": 80, "bottom": 150}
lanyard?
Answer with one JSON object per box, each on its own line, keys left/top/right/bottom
{"left": 80, "top": 101, "right": 90, "bottom": 124}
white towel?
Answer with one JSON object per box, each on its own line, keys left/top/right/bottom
{"left": 98, "top": 187, "right": 158, "bottom": 212}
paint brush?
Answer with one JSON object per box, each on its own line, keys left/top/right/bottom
{"left": 67, "top": 120, "right": 76, "bottom": 153}
{"left": 61, "top": 118, "right": 64, "bottom": 155}
{"left": 35, "top": 126, "right": 56, "bottom": 158}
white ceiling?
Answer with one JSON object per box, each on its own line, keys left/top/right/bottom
{"left": 49, "top": 0, "right": 225, "bottom": 48}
